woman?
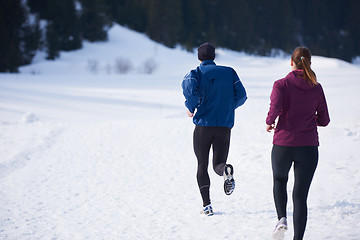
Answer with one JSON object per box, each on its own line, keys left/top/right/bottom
{"left": 266, "top": 47, "right": 330, "bottom": 239}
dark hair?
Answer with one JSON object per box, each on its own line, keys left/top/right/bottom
{"left": 291, "top": 46, "right": 317, "bottom": 86}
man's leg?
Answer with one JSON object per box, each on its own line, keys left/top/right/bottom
{"left": 194, "top": 125, "right": 213, "bottom": 206}
{"left": 212, "top": 127, "right": 231, "bottom": 176}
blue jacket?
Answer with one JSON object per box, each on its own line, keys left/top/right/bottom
{"left": 182, "top": 60, "right": 247, "bottom": 128}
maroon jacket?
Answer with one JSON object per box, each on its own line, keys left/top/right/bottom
{"left": 266, "top": 70, "right": 330, "bottom": 146}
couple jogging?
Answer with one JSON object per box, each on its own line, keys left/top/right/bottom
{"left": 181, "top": 43, "right": 330, "bottom": 240}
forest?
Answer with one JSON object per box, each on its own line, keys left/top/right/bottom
{"left": 1, "top": 0, "right": 359, "bottom": 72}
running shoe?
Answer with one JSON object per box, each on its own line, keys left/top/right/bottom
{"left": 200, "top": 204, "right": 214, "bottom": 216}
{"left": 224, "top": 164, "right": 235, "bottom": 195}
{"left": 272, "top": 217, "right": 288, "bottom": 240}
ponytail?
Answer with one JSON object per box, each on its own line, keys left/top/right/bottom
{"left": 300, "top": 56, "right": 317, "bottom": 85}
{"left": 291, "top": 47, "right": 318, "bottom": 86}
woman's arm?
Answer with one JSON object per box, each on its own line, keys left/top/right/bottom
{"left": 266, "top": 80, "right": 284, "bottom": 126}
{"left": 316, "top": 84, "right": 330, "bottom": 126}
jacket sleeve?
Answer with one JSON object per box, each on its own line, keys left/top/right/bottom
{"left": 316, "top": 84, "right": 330, "bottom": 126}
{"left": 266, "top": 80, "right": 284, "bottom": 125}
{"left": 181, "top": 70, "right": 200, "bottom": 113}
{"left": 233, "top": 70, "right": 247, "bottom": 109}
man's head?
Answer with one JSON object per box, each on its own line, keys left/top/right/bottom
{"left": 198, "top": 43, "right": 215, "bottom": 61}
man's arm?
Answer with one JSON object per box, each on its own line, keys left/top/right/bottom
{"left": 182, "top": 70, "right": 200, "bottom": 114}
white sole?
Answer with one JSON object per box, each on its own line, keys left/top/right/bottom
{"left": 200, "top": 210, "right": 214, "bottom": 216}
{"left": 272, "top": 225, "right": 288, "bottom": 240}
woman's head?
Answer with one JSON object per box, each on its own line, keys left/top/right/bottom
{"left": 291, "top": 46, "right": 317, "bottom": 85}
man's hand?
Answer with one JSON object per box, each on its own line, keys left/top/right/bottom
{"left": 187, "top": 109, "right": 194, "bottom": 117}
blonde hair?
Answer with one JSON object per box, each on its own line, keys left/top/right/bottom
{"left": 291, "top": 46, "right": 317, "bottom": 86}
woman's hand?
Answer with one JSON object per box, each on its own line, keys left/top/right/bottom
{"left": 266, "top": 124, "right": 275, "bottom": 132}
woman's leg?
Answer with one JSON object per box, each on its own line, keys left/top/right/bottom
{"left": 292, "top": 146, "right": 318, "bottom": 240}
{"left": 193, "top": 126, "right": 213, "bottom": 206}
{"left": 271, "top": 145, "right": 293, "bottom": 219}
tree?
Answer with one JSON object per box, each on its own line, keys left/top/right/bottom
{"left": 3, "top": 0, "right": 360, "bottom": 71}
{"left": 0, "top": 0, "right": 40, "bottom": 72}
{"left": 346, "top": 0, "right": 360, "bottom": 60}
{"left": 180, "top": 0, "right": 204, "bottom": 50}
{"left": 79, "top": 0, "right": 112, "bottom": 42}
{"left": 110, "top": 0, "right": 147, "bottom": 33}
{"left": 146, "top": 0, "right": 183, "bottom": 47}
{"left": 215, "top": 0, "right": 253, "bottom": 52}
{"left": 28, "top": 0, "right": 82, "bottom": 60}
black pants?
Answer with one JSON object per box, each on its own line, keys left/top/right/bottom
{"left": 272, "top": 145, "right": 318, "bottom": 240}
{"left": 193, "top": 125, "right": 231, "bottom": 206}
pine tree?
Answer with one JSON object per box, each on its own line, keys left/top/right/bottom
{"left": 28, "top": 0, "right": 82, "bottom": 60}
{"left": 0, "top": 0, "right": 40, "bottom": 72}
{"left": 0, "top": 0, "right": 22, "bottom": 72}
{"left": 46, "top": 22, "right": 60, "bottom": 60}
{"left": 115, "top": 0, "right": 147, "bottom": 32}
{"left": 2, "top": 0, "right": 359, "bottom": 70}
{"left": 19, "top": 9, "right": 41, "bottom": 65}
{"left": 146, "top": 0, "right": 183, "bottom": 47}
{"left": 215, "top": 0, "right": 252, "bottom": 52}
{"left": 200, "top": 0, "right": 221, "bottom": 46}
{"left": 347, "top": 0, "right": 360, "bottom": 61}
{"left": 79, "top": 0, "right": 112, "bottom": 42}
{"left": 180, "top": 0, "right": 204, "bottom": 50}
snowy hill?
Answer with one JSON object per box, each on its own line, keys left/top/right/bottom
{"left": 0, "top": 24, "right": 360, "bottom": 239}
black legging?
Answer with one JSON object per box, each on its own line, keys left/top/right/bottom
{"left": 272, "top": 145, "right": 318, "bottom": 240}
{"left": 193, "top": 125, "right": 231, "bottom": 206}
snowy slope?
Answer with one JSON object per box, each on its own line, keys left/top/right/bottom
{"left": 0, "top": 24, "right": 360, "bottom": 239}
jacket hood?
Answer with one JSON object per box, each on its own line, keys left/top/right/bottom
{"left": 287, "top": 70, "right": 315, "bottom": 90}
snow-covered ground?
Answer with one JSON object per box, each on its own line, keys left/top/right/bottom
{"left": 1, "top": 24, "right": 360, "bottom": 239}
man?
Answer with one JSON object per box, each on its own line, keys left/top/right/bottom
{"left": 182, "top": 42, "right": 247, "bottom": 216}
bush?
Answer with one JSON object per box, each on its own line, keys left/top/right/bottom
{"left": 141, "top": 58, "right": 157, "bottom": 74}
{"left": 87, "top": 59, "right": 99, "bottom": 74}
{"left": 114, "top": 58, "right": 133, "bottom": 74}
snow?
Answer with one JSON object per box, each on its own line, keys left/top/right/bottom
{"left": 1, "top": 24, "right": 360, "bottom": 239}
